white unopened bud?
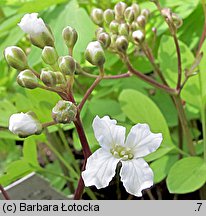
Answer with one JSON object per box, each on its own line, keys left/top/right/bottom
{"left": 40, "top": 69, "right": 65, "bottom": 86}
{"left": 97, "top": 32, "right": 111, "bottom": 48}
{"left": 17, "top": 69, "right": 38, "bottom": 89}
{"left": 118, "top": 23, "right": 129, "bottom": 36}
{"left": 62, "top": 26, "right": 78, "bottom": 49}
{"left": 114, "top": 2, "right": 127, "bottom": 20}
{"left": 59, "top": 56, "right": 76, "bottom": 75}
{"left": 40, "top": 69, "right": 56, "bottom": 87}
{"left": 52, "top": 100, "right": 77, "bottom": 124}
{"left": 131, "top": 21, "right": 140, "bottom": 31}
{"left": 42, "top": 46, "right": 58, "bottom": 65}
{"left": 132, "top": 3, "right": 141, "bottom": 18}
{"left": 9, "top": 112, "right": 42, "bottom": 138}
{"left": 132, "top": 30, "right": 145, "bottom": 44}
{"left": 103, "top": 9, "right": 115, "bottom": 24}
{"left": 137, "top": 15, "right": 146, "bottom": 28}
{"left": 109, "top": 20, "right": 119, "bottom": 34}
{"left": 141, "top": 9, "right": 150, "bottom": 19}
{"left": 124, "top": 7, "right": 135, "bottom": 23}
{"left": 4, "top": 46, "right": 28, "bottom": 70}
{"left": 115, "top": 36, "right": 128, "bottom": 53}
{"left": 18, "top": 13, "right": 54, "bottom": 49}
{"left": 91, "top": 8, "right": 104, "bottom": 26}
{"left": 85, "top": 41, "right": 105, "bottom": 67}
{"left": 95, "top": 27, "right": 104, "bottom": 38}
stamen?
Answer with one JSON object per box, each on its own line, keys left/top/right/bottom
{"left": 110, "top": 144, "right": 134, "bottom": 161}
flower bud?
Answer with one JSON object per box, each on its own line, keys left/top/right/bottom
{"left": 114, "top": 2, "right": 127, "bottom": 20}
{"left": 124, "top": 7, "right": 135, "bottom": 23}
{"left": 172, "top": 13, "right": 183, "bottom": 29}
{"left": 40, "top": 69, "right": 56, "bottom": 87}
{"left": 97, "top": 32, "right": 111, "bottom": 48}
{"left": 115, "top": 36, "right": 128, "bottom": 53}
{"left": 132, "top": 3, "right": 141, "bottom": 18}
{"left": 109, "top": 20, "right": 119, "bottom": 34}
{"left": 132, "top": 30, "right": 145, "bottom": 44}
{"left": 42, "top": 46, "right": 58, "bottom": 65}
{"left": 95, "top": 27, "right": 104, "bottom": 38}
{"left": 103, "top": 9, "right": 115, "bottom": 24}
{"left": 17, "top": 69, "right": 38, "bottom": 89}
{"left": 118, "top": 23, "right": 129, "bottom": 36}
{"left": 58, "top": 56, "right": 76, "bottom": 75}
{"left": 55, "top": 72, "right": 66, "bottom": 84}
{"left": 137, "top": 15, "right": 146, "bottom": 28}
{"left": 85, "top": 41, "right": 105, "bottom": 67}
{"left": 62, "top": 26, "right": 78, "bottom": 49}
{"left": 9, "top": 112, "right": 42, "bottom": 138}
{"left": 110, "top": 34, "right": 118, "bottom": 47}
{"left": 91, "top": 8, "right": 104, "bottom": 26}
{"left": 141, "top": 9, "right": 150, "bottom": 20}
{"left": 52, "top": 100, "right": 77, "bottom": 124}
{"left": 131, "top": 21, "right": 140, "bottom": 31}
{"left": 18, "top": 13, "right": 54, "bottom": 49}
{"left": 4, "top": 46, "right": 28, "bottom": 70}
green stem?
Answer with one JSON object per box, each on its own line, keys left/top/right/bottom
{"left": 58, "top": 127, "right": 80, "bottom": 172}
{"left": 45, "top": 140, "right": 79, "bottom": 179}
{"left": 173, "top": 96, "right": 195, "bottom": 155}
{"left": 37, "top": 167, "right": 76, "bottom": 183}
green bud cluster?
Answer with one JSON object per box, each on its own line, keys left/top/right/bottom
{"left": 90, "top": 2, "right": 151, "bottom": 54}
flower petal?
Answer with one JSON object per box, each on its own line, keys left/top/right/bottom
{"left": 120, "top": 158, "right": 153, "bottom": 197}
{"left": 125, "top": 123, "right": 162, "bottom": 158}
{"left": 92, "top": 115, "right": 126, "bottom": 150}
{"left": 82, "top": 148, "right": 119, "bottom": 189}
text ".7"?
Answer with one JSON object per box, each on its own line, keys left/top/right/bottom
{"left": 195, "top": 203, "right": 202, "bottom": 212}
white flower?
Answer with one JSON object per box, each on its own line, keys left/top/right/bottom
{"left": 9, "top": 112, "right": 42, "bottom": 138}
{"left": 82, "top": 116, "right": 163, "bottom": 197}
{"left": 18, "top": 13, "right": 50, "bottom": 36}
{"left": 18, "top": 13, "right": 54, "bottom": 49}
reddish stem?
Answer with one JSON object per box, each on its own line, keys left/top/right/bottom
{"left": 74, "top": 160, "right": 86, "bottom": 200}
{"left": 125, "top": 57, "right": 177, "bottom": 95}
{"left": 173, "top": 35, "right": 182, "bottom": 91}
{"left": 73, "top": 113, "right": 92, "bottom": 159}
{"left": 0, "top": 184, "right": 10, "bottom": 200}
{"left": 78, "top": 76, "right": 102, "bottom": 111}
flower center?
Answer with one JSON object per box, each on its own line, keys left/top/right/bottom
{"left": 110, "top": 144, "right": 134, "bottom": 161}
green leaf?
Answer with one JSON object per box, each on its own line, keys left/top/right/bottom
{"left": 88, "top": 98, "right": 126, "bottom": 122}
{"left": 18, "top": 0, "right": 68, "bottom": 13}
{"left": 158, "top": 35, "right": 201, "bottom": 108}
{"left": 0, "top": 99, "right": 17, "bottom": 127}
{"left": 119, "top": 89, "right": 173, "bottom": 147}
{"left": 23, "top": 137, "right": 39, "bottom": 168}
{"left": 0, "top": 160, "right": 33, "bottom": 186}
{"left": 0, "top": 26, "right": 24, "bottom": 60}
{"left": 45, "top": 0, "right": 95, "bottom": 62}
{"left": 151, "top": 154, "right": 178, "bottom": 184}
{"left": 119, "top": 89, "right": 175, "bottom": 161}
{"left": 166, "top": 157, "right": 206, "bottom": 194}
{"left": 150, "top": 90, "right": 178, "bottom": 127}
